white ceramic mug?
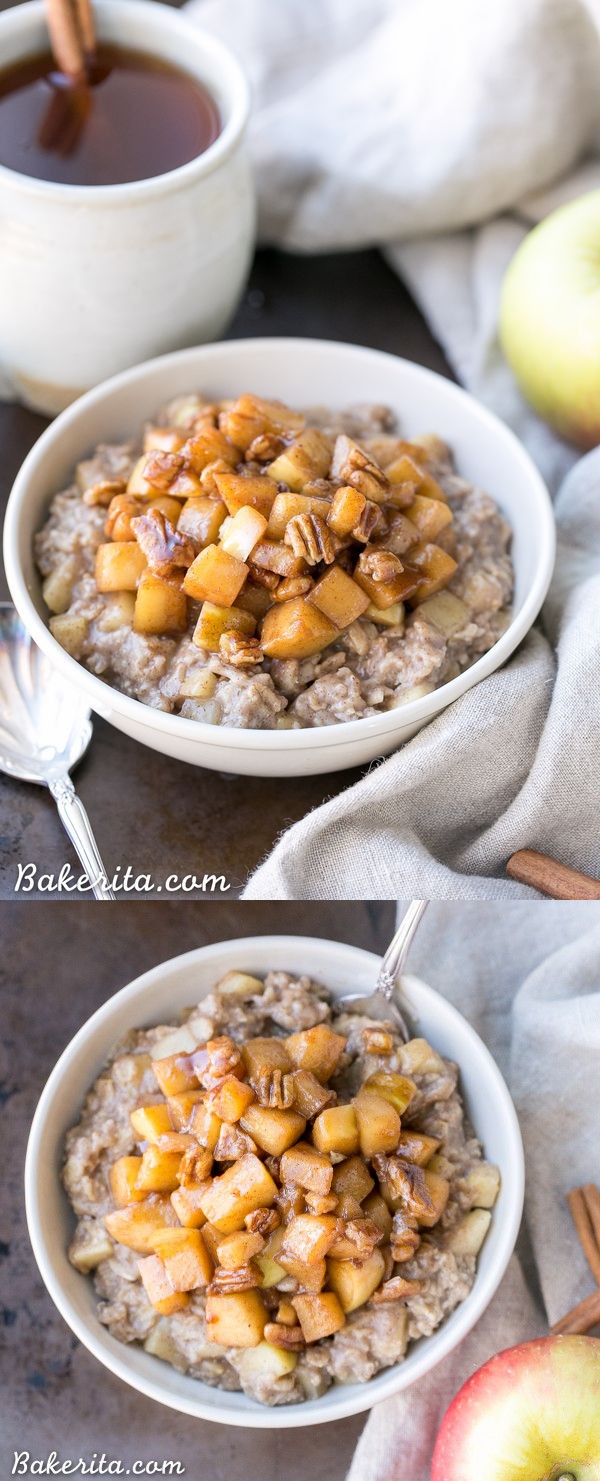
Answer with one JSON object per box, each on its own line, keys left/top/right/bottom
{"left": 0, "top": 0, "right": 255, "bottom": 414}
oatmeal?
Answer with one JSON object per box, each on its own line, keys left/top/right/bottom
{"left": 63, "top": 970, "right": 500, "bottom": 1407}
{"left": 35, "top": 392, "right": 513, "bottom": 729}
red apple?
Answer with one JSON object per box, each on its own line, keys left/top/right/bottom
{"left": 432, "top": 1336, "right": 600, "bottom": 1481}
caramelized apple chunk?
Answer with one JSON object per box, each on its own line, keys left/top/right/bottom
{"left": 205, "top": 1289, "right": 268, "bottom": 1348}
{"left": 279, "top": 1142, "right": 333, "bottom": 1195}
{"left": 138, "top": 1255, "right": 189, "bottom": 1316}
{"left": 198, "top": 1153, "right": 278, "bottom": 1233}
{"left": 285, "top": 1025, "right": 346, "bottom": 1082}
{"left": 261, "top": 597, "right": 336, "bottom": 660}
{"left": 183, "top": 544, "right": 248, "bottom": 607}
{"left": 293, "top": 1292, "right": 345, "bottom": 1342}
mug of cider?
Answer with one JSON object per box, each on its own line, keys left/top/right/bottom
{"left": 0, "top": 0, "right": 255, "bottom": 414}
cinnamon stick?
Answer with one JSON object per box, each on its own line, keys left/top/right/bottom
{"left": 75, "top": 0, "right": 96, "bottom": 59}
{"left": 552, "top": 1183, "right": 600, "bottom": 1336}
{"left": 46, "top": 0, "right": 86, "bottom": 81}
{"left": 582, "top": 1183, "right": 600, "bottom": 1251}
{"left": 506, "top": 849, "right": 600, "bottom": 900}
{"left": 551, "top": 1286, "right": 600, "bottom": 1337}
{"left": 567, "top": 1187, "right": 600, "bottom": 1286}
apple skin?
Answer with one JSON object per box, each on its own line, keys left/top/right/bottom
{"left": 500, "top": 190, "right": 600, "bottom": 449}
{"left": 431, "top": 1335, "right": 600, "bottom": 1481}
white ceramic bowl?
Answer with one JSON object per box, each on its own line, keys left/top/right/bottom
{"left": 5, "top": 338, "right": 555, "bottom": 776}
{"left": 25, "top": 933, "right": 524, "bottom": 1429}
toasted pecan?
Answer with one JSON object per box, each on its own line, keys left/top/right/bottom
{"left": 284, "top": 512, "right": 336, "bottom": 566}
{"left": 263, "top": 1322, "right": 305, "bottom": 1350}
{"left": 131, "top": 510, "right": 195, "bottom": 576}
{"left": 219, "top": 632, "right": 263, "bottom": 668}
{"left": 370, "top": 1276, "right": 421, "bottom": 1304}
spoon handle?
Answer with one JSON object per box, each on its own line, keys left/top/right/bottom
{"left": 376, "top": 900, "right": 428, "bottom": 999}
{"left": 48, "top": 775, "right": 116, "bottom": 901}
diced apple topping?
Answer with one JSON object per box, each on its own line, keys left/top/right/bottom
{"left": 327, "top": 1248, "right": 386, "bottom": 1313}
{"left": 285, "top": 1025, "right": 346, "bottom": 1082}
{"left": 138, "top": 1255, "right": 190, "bottom": 1316}
{"left": 205, "top": 1288, "right": 268, "bottom": 1347}
{"left": 445, "top": 1208, "right": 492, "bottom": 1255}
{"left": 279, "top": 1142, "right": 334, "bottom": 1195}
{"left": 198, "top": 1153, "right": 278, "bottom": 1233}
{"left": 363, "top": 1071, "right": 417, "bottom": 1116}
{"left": 109, "top": 1156, "right": 146, "bottom": 1207}
{"left": 73, "top": 391, "right": 465, "bottom": 683}
{"left": 89, "top": 971, "right": 497, "bottom": 1367}
{"left": 293, "top": 1291, "right": 345, "bottom": 1342}
{"left": 183, "top": 544, "right": 248, "bottom": 607}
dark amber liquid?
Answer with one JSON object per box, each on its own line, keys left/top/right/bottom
{"left": 0, "top": 45, "right": 221, "bottom": 186}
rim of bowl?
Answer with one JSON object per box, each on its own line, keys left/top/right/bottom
{"left": 24, "top": 933, "right": 525, "bottom": 1428}
{"left": 0, "top": 0, "right": 250, "bottom": 203}
{"left": 5, "top": 338, "right": 556, "bottom": 754}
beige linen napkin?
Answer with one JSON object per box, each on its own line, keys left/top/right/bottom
{"left": 241, "top": 450, "right": 600, "bottom": 898}
{"left": 344, "top": 901, "right": 600, "bottom": 1481}
{"left": 183, "top": 0, "right": 600, "bottom": 899}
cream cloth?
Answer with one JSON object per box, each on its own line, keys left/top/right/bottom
{"left": 184, "top": 0, "right": 600, "bottom": 898}
{"left": 344, "top": 900, "right": 600, "bottom": 1481}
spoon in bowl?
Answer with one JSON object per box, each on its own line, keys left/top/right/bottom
{"left": 0, "top": 603, "right": 115, "bottom": 900}
{"left": 336, "top": 899, "right": 428, "bottom": 1042}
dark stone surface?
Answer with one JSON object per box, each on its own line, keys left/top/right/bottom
{"left": 0, "top": 248, "right": 451, "bottom": 899}
{"left": 0, "top": 901, "right": 394, "bottom": 1476}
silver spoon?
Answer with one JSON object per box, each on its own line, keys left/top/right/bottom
{"left": 336, "top": 899, "right": 428, "bottom": 1041}
{"left": 0, "top": 603, "right": 115, "bottom": 900}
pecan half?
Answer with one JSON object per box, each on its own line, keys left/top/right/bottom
{"left": 390, "top": 1208, "right": 422, "bottom": 1263}
{"left": 285, "top": 512, "right": 336, "bottom": 566}
{"left": 245, "top": 433, "right": 285, "bottom": 462}
{"left": 370, "top": 1276, "right": 421, "bottom": 1304}
{"left": 380, "top": 1158, "right": 434, "bottom": 1219}
{"left": 245, "top": 1208, "right": 281, "bottom": 1236}
{"left": 356, "top": 548, "right": 404, "bottom": 585}
{"left": 131, "top": 510, "right": 195, "bottom": 576}
{"left": 219, "top": 632, "right": 263, "bottom": 668}
{"left": 209, "top": 1264, "right": 261, "bottom": 1293}
{"left": 191, "top": 1036, "right": 245, "bottom": 1090}
{"left": 83, "top": 477, "right": 127, "bottom": 508}
{"left": 331, "top": 435, "right": 389, "bottom": 501}
{"left": 273, "top": 575, "right": 314, "bottom": 601}
{"left": 330, "top": 1217, "right": 383, "bottom": 1261}
{"left": 352, "top": 500, "right": 386, "bottom": 543}
{"left": 361, "top": 1027, "right": 394, "bottom": 1055}
{"left": 248, "top": 564, "right": 280, "bottom": 591}
{"left": 178, "top": 1145, "right": 213, "bottom": 1187}
{"left": 143, "top": 450, "right": 185, "bottom": 490}
{"left": 252, "top": 1067, "right": 295, "bottom": 1110}
{"left": 105, "top": 493, "right": 145, "bottom": 541}
{"left": 263, "top": 1322, "right": 305, "bottom": 1350}
{"left": 303, "top": 478, "right": 336, "bottom": 498}
{"left": 213, "top": 1123, "right": 257, "bottom": 1161}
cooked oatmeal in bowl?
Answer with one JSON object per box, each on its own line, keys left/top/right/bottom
{"left": 35, "top": 389, "right": 514, "bottom": 731}
{"left": 63, "top": 968, "right": 501, "bottom": 1409}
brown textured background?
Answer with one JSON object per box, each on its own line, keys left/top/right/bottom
{"left": 0, "top": 901, "right": 395, "bottom": 1476}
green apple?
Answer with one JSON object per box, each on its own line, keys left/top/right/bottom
{"left": 431, "top": 1336, "right": 600, "bottom": 1481}
{"left": 500, "top": 190, "right": 600, "bottom": 448}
